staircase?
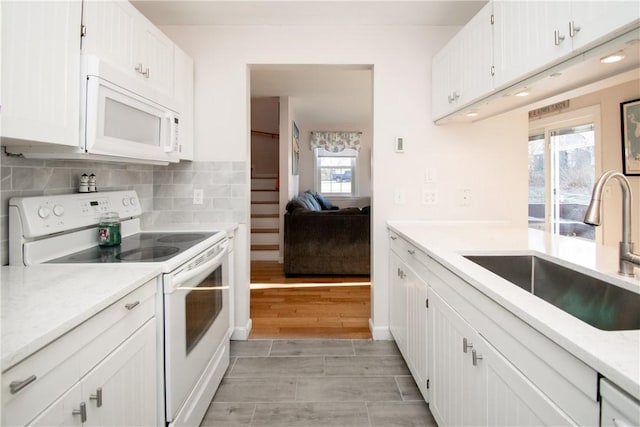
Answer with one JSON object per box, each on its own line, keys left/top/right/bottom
{"left": 251, "top": 176, "right": 280, "bottom": 261}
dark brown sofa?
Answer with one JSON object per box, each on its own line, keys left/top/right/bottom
{"left": 283, "top": 191, "right": 370, "bottom": 276}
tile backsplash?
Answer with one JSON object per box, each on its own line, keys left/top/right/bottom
{"left": 0, "top": 152, "right": 247, "bottom": 265}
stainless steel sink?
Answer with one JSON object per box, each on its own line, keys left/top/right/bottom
{"left": 464, "top": 255, "right": 640, "bottom": 331}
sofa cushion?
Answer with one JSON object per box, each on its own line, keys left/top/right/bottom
{"left": 313, "top": 192, "right": 338, "bottom": 210}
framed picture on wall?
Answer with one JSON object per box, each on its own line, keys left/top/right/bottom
{"left": 621, "top": 98, "right": 640, "bottom": 175}
{"left": 292, "top": 121, "right": 300, "bottom": 176}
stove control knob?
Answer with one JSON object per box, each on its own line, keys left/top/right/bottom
{"left": 122, "top": 198, "right": 130, "bottom": 206}
{"left": 53, "top": 204, "right": 65, "bottom": 217}
{"left": 129, "top": 197, "right": 137, "bottom": 206}
{"left": 38, "top": 206, "right": 51, "bottom": 219}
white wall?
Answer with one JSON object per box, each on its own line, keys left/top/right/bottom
{"left": 162, "top": 24, "right": 527, "bottom": 339}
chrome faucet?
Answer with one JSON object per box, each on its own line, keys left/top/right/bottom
{"left": 584, "top": 170, "right": 640, "bottom": 276}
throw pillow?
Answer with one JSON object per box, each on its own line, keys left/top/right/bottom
{"left": 302, "top": 191, "right": 322, "bottom": 211}
{"left": 313, "top": 192, "right": 337, "bottom": 210}
{"left": 286, "top": 199, "right": 307, "bottom": 213}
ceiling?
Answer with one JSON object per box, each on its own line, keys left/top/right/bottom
{"left": 131, "top": 1, "right": 487, "bottom": 126}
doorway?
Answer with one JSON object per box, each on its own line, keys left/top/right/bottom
{"left": 248, "top": 65, "right": 374, "bottom": 339}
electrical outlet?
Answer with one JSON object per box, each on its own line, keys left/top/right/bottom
{"left": 422, "top": 189, "right": 438, "bottom": 205}
{"left": 193, "top": 189, "right": 204, "bottom": 205}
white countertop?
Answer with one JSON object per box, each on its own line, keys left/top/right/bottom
{"left": 387, "top": 221, "right": 640, "bottom": 399}
{"left": 1, "top": 264, "right": 161, "bottom": 371}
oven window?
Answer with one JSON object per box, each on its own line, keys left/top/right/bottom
{"left": 185, "top": 266, "right": 223, "bottom": 354}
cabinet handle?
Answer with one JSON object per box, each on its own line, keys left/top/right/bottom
{"left": 124, "top": 301, "right": 140, "bottom": 310}
{"left": 72, "top": 402, "right": 87, "bottom": 423}
{"left": 554, "top": 30, "right": 565, "bottom": 45}
{"left": 569, "top": 21, "right": 581, "bottom": 38}
{"left": 90, "top": 387, "right": 103, "bottom": 407}
{"left": 390, "top": 236, "right": 397, "bottom": 240}
{"left": 463, "top": 337, "right": 473, "bottom": 353}
{"left": 9, "top": 375, "right": 37, "bottom": 394}
{"left": 143, "top": 67, "right": 150, "bottom": 78}
{"left": 407, "top": 249, "right": 415, "bottom": 255}
{"left": 135, "top": 63, "right": 144, "bottom": 74}
{"left": 472, "top": 349, "right": 483, "bottom": 366}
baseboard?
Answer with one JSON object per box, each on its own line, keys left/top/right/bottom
{"left": 231, "top": 318, "right": 253, "bottom": 340}
{"left": 369, "top": 318, "right": 393, "bottom": 340}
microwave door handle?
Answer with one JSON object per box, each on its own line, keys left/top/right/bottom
{"left": 164, "top": 113, "right": 177, "bottom": 153}
{"left": 172, "top": 242, "right": 229, "bottom": 287}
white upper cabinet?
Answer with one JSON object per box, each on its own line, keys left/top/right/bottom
{"left": 569, "top": 1, "right": 640, "bottom": 50}
{"left": 431, "top": 2, "right": 493, "bottom": 119}
{"left": 1, "top": 1, "right": 82, "bottom": 146}
{"left": 493, "top": 1, "right": 571, "bottom": 90}
{"left": 82, "top": 0, "right": 174, "bottom": 102}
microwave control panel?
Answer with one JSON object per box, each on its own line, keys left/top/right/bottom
{"left": 10, "top": 191, "right": 142, "bottom": 238}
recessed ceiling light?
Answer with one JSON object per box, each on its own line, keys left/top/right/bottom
{"left": 549, "top": 72, "right": 562, "bottom": 78}
{"left": 466, "top": 111, "right": 479, "bottom": 117}
{"left": 515, "top": 90, "right": 529, "bottom": 97}
{"left": 600, "top": 51, "right": 625, "bottom": 64}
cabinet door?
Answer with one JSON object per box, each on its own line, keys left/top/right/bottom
{"left": 429, "top": 288, "right": 485, "bottom": 427}
{"left": 83, "top": 319, "right": 157, "bottom": 427}
{"left": 493, "top": 1, "right": 571, "bottom": 90}
{"left": 389, "top": 251, "right": 408, "bottom": 357}
{"left": 1, "top": 0, "right": 81, "bottom": 146}
{"left": 406, "top": 266, "right": 428, "bottom": 399}
{"left": 569, "top": 1, "right": 640, "bottom": 50}
{"left": 480, "top": 336, "right": 576, "bottom": 426}
{"left": 431, "top": 39, "right": 462, "bottom": 120}
{"left": 28, "top": 382, "right": 83, "bottom": 427}
{"left": 458, "top": 2, "right": 494, "bottom": 107}
{"left": 81, "top": 1, "right": 137, "bottom": 77}
{"left": 135, "top": 23, "right": 174, "bottom": 97}
{"left": 174, "top": 45, "right": 195, "bottom": 160}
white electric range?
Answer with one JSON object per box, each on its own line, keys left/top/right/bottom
{"left": 9, "top": 190, "right": 231, "bottom": 427}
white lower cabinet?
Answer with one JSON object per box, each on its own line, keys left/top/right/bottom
{"left": 389, "top": 235, "right": 428, "bottom": 400}
{"left": 2, "top": 279, "right": 158, "bottom": 427}
{"left": 429, "top": 287, "right": 576, "bottom": 427}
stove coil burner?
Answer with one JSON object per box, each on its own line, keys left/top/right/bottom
{"left": 117, "top": 246, "right": 180, "bottom": 261}
{"left": 157, "top": 233, "right": 207, "bottom": 243}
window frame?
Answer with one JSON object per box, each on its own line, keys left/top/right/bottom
{"left": 313, "top": 147, "right": 358, "bottom": 196}
{"left": 528, "top": 105, "right": 602, "bottom": 242}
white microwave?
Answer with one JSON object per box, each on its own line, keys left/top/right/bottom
{"left": 83, "top": 56, "right": 180, "bottom": 164}
{"left": 5, "top": 56, "right": 180, "bottom": 165}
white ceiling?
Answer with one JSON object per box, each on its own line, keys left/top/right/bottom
{"left": 131, "top": 0, "right": 487, "bottom": 126}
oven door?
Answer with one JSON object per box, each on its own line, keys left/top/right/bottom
{"left": 163, "top": 241, "right": 229, "bottom": 422}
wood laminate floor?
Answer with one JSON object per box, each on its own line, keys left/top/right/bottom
{"left": 250, "top": 261, "right": 372, "bottom": 339}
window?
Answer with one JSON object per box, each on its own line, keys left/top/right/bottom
{"left": 314, "top": 147, "right": 357, "bottom": 195}
{"left": 528, "top": 107, "right": 600, "bottom": 241}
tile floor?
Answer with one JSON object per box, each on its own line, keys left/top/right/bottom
{"left": 201, "top": 339, "right": 438, "bottom": 427}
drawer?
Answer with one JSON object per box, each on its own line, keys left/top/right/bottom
{"left": 2, "top": 278, "right": 157, "bottom": 426}
{"left": 389, "top": 231, "right": 430, "bottom": 270}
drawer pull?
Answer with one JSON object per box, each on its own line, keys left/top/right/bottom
{"left": 463, "top": 337, "right": 473, "bottom": 353}
{"left": 90, "top": 387, "right": 103, "bottom": 407}
{"left": 407, "top": 249, "right": 415, "bottom": 255}
{"left": 72, "top": 402, "right": 87, "bottom": 423}
{"left": 472, "top": 349, "right": 483, "bottom": 366}
{"left": 124, "top": 301, "right": 140, "bottom": 310}
{"left": 9, "top": 374, "right": 37, "bottom": 394}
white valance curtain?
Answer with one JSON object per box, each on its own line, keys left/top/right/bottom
{"left": 309, "top": 131, "right": 362, "bottom": 152}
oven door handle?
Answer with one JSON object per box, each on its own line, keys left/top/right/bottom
{"left": 172, "top": 241, "right": 229, "bottom": 287}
